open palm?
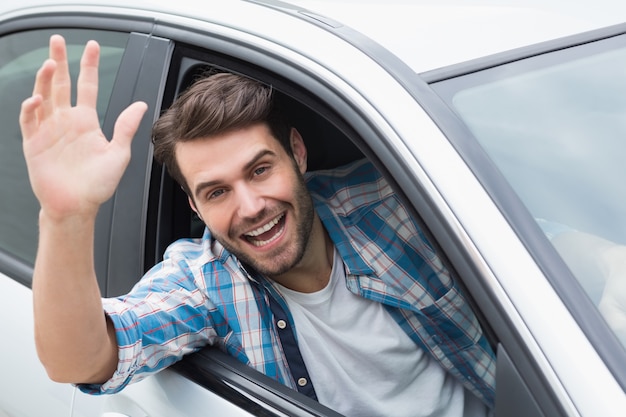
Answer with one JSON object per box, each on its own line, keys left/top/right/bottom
{"left": 20, "top": 35, "right": 147, "bottom": 219}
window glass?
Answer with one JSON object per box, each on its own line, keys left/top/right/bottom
{"left": 0, "top": 29, "right": 128, "bottom": 275}
{"left": 433, "top": 35, "right": 626, "bottom": 348}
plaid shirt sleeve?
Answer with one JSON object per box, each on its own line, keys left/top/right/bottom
{"left": 78, "top": 238, "right": 218, "bottom": 395}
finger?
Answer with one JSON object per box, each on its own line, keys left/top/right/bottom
{"left": 49, "top": 34, "right": 72, "bottom": 108}
{"left": 76, "top": 40, "right": 100, "bottom": 108}
{"left": 111, "top": 101, "right": 148, "bottom": 150}
{"left": 31, "top": 59, "right": 57, "bottom": 121}
{"left": 19, "top": 95, "right": 44, "bottom": 140}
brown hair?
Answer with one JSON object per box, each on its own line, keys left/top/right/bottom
{"left": 152, "top": 72, "right": 292, "bottom": 194}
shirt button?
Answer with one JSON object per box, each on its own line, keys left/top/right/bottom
{"left": 297, "top": 377, "right": 308, "bottom": 387}
{"left": 276, "top": 320, "right": 287, "bottom": 329}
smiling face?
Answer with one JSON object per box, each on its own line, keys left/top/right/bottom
{"left": 177, "top": 123, "right": 316, "bottom": 278}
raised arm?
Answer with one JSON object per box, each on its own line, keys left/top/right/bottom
{"left": 20, "top": 35, "right": 147, "bottom": 384}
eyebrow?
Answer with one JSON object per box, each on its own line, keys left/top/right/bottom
{"left": 193, "top": 148, "right": 278, "bottom": 199}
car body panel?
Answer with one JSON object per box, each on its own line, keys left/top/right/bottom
{"left": 0, "top": 272, "right": 108, "bottom": 416}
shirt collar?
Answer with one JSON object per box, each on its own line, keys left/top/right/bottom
{"left": 312, "top": 195, "right": 375, "bottom": 276}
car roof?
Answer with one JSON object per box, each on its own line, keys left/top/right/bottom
{"left": 1, "top": 0, "right": 625, "bottom": 72}
{"left": 286, "top": 0, "right": 626, "bottom": 71}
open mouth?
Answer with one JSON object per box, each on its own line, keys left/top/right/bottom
{"left": 243, "top": 213, "right": 286, "bottom": 247}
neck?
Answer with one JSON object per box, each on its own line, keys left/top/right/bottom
{"left": 271, "top": 216, "right": 333, "bottom": 293}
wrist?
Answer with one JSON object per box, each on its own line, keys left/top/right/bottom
{"left": 38, "top": 207, "right": 99, "bottom": 230}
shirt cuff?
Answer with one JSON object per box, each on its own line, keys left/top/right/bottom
{"left": 77, "top": 298, "right": 145, "bottom": 395}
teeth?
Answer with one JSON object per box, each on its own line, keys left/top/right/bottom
{"left": 249, "top": 224, "right": 284, "bottom": 247}
{"left": 245, "top": 214, "right": 284, "bottom": 237}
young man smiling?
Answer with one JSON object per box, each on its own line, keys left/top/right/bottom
{"left": 175, "top": 122, "right": 326, "bottom": 291}
{"left": 21, "top": 36, "right": 495, "bottom": 416}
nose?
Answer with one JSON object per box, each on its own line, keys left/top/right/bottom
{"left": 235, "top": 185, "right": 266, "bottom": 220}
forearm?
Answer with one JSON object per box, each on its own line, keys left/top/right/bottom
{"left": 32, "top": 210, "right": 118, "bottom": 384}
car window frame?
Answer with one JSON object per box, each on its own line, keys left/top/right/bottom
{"left": 174, "top": 348, "right": 344, "bottom": 417}
{"left": 146, "top": 20, "right": 501, "bottom": 417}
{"left": 144, "top": 40, "right": 371, "bottom": 417}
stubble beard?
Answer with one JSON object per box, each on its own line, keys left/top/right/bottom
{"left": 215, "top": 171, "right": 315, "bottom": 278}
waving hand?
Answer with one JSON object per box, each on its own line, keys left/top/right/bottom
{"left": 20, "top": 35, "right": 147, "bottom": 219}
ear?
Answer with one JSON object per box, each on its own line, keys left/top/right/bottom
{"left": 290, "top": 128, "right": 308, "bottom": 174}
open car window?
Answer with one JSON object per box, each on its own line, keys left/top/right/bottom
{"left": 145, "top": 41, "right": 499, "bottom": 417}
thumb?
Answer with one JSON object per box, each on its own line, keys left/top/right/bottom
{"left": 111, "top": 101, "right": 148, "bottom": 149}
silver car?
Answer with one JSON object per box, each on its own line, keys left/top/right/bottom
{"left": 1, "top": 0, "right": 625, "bottom": 416}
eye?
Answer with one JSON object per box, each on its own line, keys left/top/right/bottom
{"left": 253, "top": 165, "right": 269, "bottom": 176}
{"left": 207, "top": 188, "right": 225, "bottom": 200}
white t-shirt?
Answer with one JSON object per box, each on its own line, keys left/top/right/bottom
{"left": 275, "top": 248, "right": 488, "bottom": 417}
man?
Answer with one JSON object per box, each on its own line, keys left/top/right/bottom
{"left": 21, "top": 35, "right": 495, "bottom": 416}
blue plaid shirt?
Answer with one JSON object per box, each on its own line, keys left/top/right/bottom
{"left": 83, "top": 159, "right": 496, "bottom": 407}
